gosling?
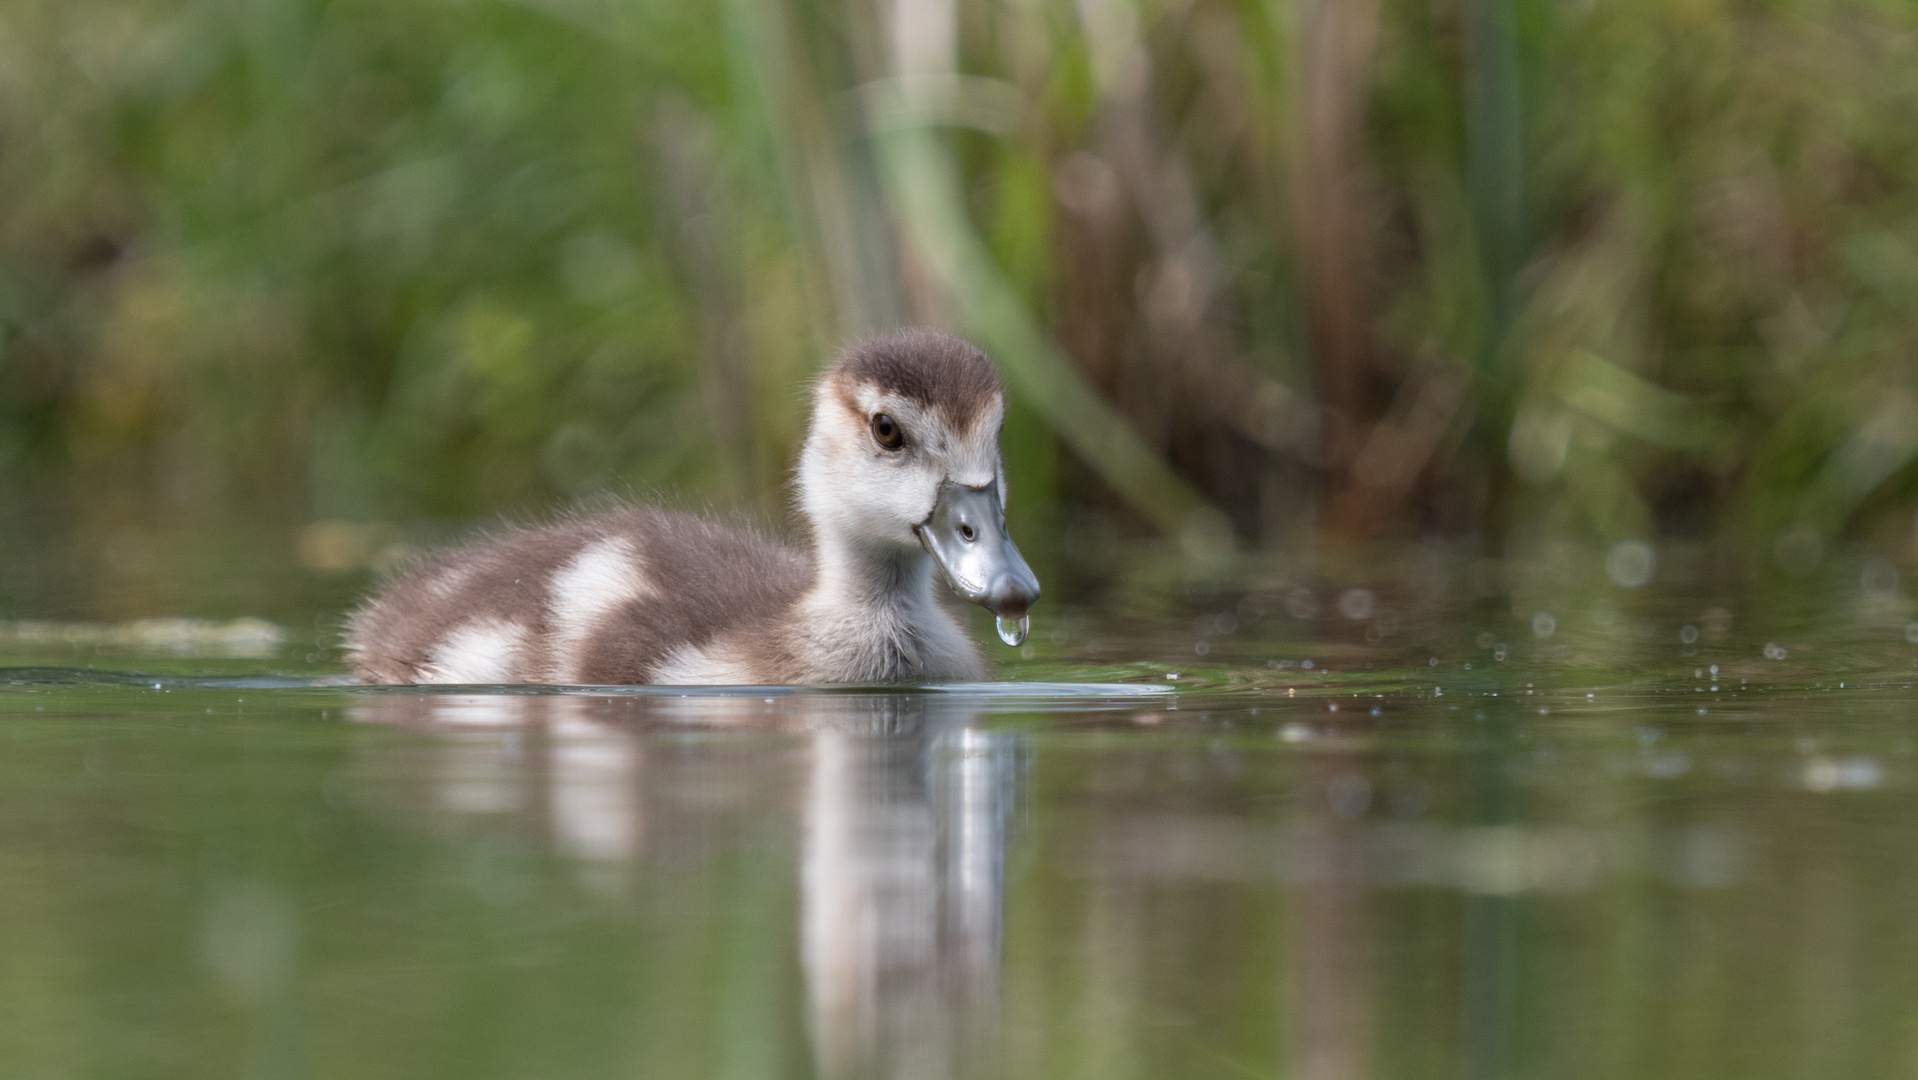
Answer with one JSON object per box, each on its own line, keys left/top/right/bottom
{"left": 344, "top": 329, "right": 1041, "bottom": 685}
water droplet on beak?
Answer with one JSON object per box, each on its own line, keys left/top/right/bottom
{"left": 996, "top": 614, "right": 1030, "bottom": 647}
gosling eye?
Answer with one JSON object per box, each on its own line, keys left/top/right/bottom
{"left": 870, "top": 413, "right": 905, "bottom": 451}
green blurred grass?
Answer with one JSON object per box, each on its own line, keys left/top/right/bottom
{"left": 5, "top": 0, "right": 1918, "bottom": 613}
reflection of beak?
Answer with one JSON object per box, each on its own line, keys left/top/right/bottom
{"left": 914, "top": 479, "right": 1041, "bottom": 635}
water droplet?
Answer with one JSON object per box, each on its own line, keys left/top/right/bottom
{"left": 995, "top": 614, "right": 1029, "bottom": 647}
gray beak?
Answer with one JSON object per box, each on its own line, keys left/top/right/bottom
{"left": 914, "top": 479, "right": 1041, "bottom": 646}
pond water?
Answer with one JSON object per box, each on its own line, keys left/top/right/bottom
{"left": 4, "top": 552, "right": 1918, "bottom": 1079}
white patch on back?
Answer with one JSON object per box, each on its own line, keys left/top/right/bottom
{"left": 547, "top": 536, "right": 653, "bottom": 682}
{"left": 650, "top": 641, "right": 759, "bottom": 686}
{"left": 421, "top": 621, "right": 528, "bottom": 684}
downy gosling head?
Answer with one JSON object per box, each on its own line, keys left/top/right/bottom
{"left": 345, "top": 329, "right": 1039, "bottom": 686}
{"left": 798, "top": 329, "right": 1041, "bottom": 639}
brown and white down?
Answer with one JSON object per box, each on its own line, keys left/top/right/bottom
{"left": 344, "top": 330, "right": 1041, "bottom": 686}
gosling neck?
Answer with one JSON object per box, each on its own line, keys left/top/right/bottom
{"left": 807, "top": 529, "right": 940, "bottom": 617}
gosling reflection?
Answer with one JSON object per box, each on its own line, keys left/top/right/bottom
{"left": 802, "top": 698, "right": 1012, "bottom": 1080}
{"left": 347, "top": 694, "right": 644, "bottom": 863}
{"left": 347, "top": 689, "right": 1018, "bottom": 1079}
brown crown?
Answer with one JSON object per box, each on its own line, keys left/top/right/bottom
{"left": 828, "top": 329, "right": 1004, "bottom": 433}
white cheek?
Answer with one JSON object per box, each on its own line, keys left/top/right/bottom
{"left": 845, "top": 452, "right": 941, "bottom": 529}
{"left": 801, "top": 432, "right": 938, "bottom": 542}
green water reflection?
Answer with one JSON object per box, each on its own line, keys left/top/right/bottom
{"left": 4, "top": 608, "right": 1918, "bottom": 1080}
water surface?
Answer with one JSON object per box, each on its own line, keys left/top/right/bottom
{"left": 4, "top": 572, "right": 1918, "bottom": 1079}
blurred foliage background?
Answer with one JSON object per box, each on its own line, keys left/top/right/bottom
{"left": 5, "top": 0, "right": 1918, "bottom": 618}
